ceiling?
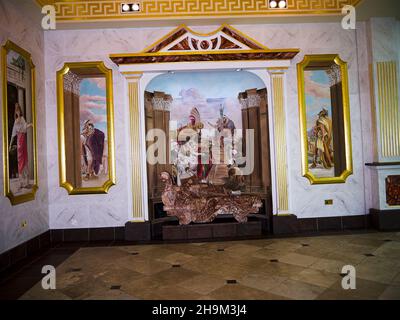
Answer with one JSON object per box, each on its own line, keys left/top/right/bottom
{"left": 30, "top": 0, "right": 400, "bottom": 29}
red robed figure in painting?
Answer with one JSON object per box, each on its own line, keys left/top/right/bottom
{"left": 9, "top": 103, "right": 32, "bottom": 189}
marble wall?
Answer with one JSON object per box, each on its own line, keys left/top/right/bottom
{"left": 0, "top": 0, "right": 49, "bottom": 254}
{"left": 44, "top": 21, "right": 373, "bottom": 227}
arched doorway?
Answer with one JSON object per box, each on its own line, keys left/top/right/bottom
{"left": 144, "top": 70, "right": 273, "bottom": 234}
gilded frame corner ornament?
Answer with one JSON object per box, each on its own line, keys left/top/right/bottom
{"left": 297, "top": 54, "right": 353, "bottom": 185}
{"left": 56, "top": 61, "right": 116, "bottom": 195}
{"left": 2, "top": 40, "right": 38, "bottom": 205}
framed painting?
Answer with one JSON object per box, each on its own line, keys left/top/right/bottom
{"left": 297, "top": 54, "right": 353, "bottom": 184}
{"left": 56, "top": 61, "right": 115, "bottom": 194}
{"left": 1, "top": 40, "right": 38, "bottom": 205}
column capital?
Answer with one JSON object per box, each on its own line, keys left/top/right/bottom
{"left": 122, "top": 71, "right": 143, "bottom": 82}
{"left": 267, "top": 67, "right": 289, "bottom": 75}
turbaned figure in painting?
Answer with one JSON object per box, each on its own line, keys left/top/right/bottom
{"left": 311, "top": 108, "right": 333, "bottom": 169}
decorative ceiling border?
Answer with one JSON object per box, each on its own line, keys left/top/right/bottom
{"left": 109, "top": 24, "right": 300, "bottom": 65}
{"left": 36, "top": 0, "right": 363, "bottom": 22}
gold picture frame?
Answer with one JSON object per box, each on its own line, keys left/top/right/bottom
{"left": 297, "top": 54, "right": 353, "bottom": 185}
{"left": 1, "top": 40, "right": 38, "bottom": 205}
{"left": 56, "top": 61, "right": 116, "bottom": 194}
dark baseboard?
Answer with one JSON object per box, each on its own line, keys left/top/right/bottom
{"left": 0, "top": 231, "right": 51, "bottom": 278}
{"left": 370, "top": 208, "right": 400, "bottom": 231}
{"left": 1, "top": 210, "right": 399, "bottom": 277}
{"left": 273, "top": 214, "right": 371, "bottom": 235}
{"left": 50, "top": 226, "right": 125, "bottom": 243}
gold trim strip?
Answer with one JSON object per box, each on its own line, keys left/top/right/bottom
{"left": 377, "top": 61, "right": 400, "bottom": 158}
{"left": 128, "top": 77, "right": 144, "bottom": 220}
{"left": 270, "top": 72, "right": 289, "bottom": 212}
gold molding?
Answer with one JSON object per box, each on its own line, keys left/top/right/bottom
{"left": 297, "top": 54, "right": 353, "bottom": 185}
{"left": 376, "top": 61, "right": 400, "bottom": 159}
{"left": 1, "top": 40, "right": 38, "bottom": 205}
{"left": 268, "top": 69, "right": 289, "bottom": 212}
{"left": 127, "top": 73, "right": 144, "bottom": 220}
{"left": 56, "top": 61, "right": 116, "bottom": 194}
{"left": 35, "top": 0, "right": 363, "bottom": 22}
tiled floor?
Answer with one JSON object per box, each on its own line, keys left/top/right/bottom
{"left": 1, "top": 231, "right": 400, "bottom": 300}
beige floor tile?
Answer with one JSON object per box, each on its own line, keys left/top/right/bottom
{"left": 316, "top": 289, "right": 367, "bottom": 300}
{"left": 140, "top": 285, "right": 201, "bottom": 300}
{"left": 225, "top": 243, "right": 262, "bottom": 257}
{"left": 239, "top": 273, "right": 287, "bottom": 292}
{"left": 118, "top": 256, "right": 172, "bottom": 275}
{"left": 179, "top": 274, "right": 226, "bottom": 295}
{"left": 291, "top": 268, "right": 341, "bottom": 288}
{"left": 150, "top": 267, "right": 200, "bottom": 287}
{"left": 16, "top": 231, "right": 400, "bottom": 300}
{"left": 19, "top": 282, "right": 72, "bottom": 300}
{"left": 379, "top": 286, "right": 400, "bottom": 300}
{"left": 263, "top": 261, "right": 307, "bottom": 278}
{"left": 251, "top": 248, "right": 282, "bottom": 261}
{"left": 157, "top": 252, "right": 196, "bottom": 265}
{"left": 264, "top": 241, "right": 302, "bottom": 252}
{"left": 355, "top": 264, "right": 398, "bottom": 284}
{"left": 392, "top": 273, "right": 400, "bottom": 285}
{"left": 268, "top": 279, "right": 325, "bottom": 300}
{"left": 328, "top": 278, "right": 388, "bottom": 299}
{"left": 278, "top": 252, "right": 319, "bottom": 268}
{"left": 310, "top": 258, "right": 347, "bottom": 274}
{"left": 208, "top": 284, "right": 289, "bottom": 300}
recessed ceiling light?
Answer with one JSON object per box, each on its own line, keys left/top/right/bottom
{"left": 278, "top": 0, "right": 287, "bottom": 8}
{"left": 121, "top": 3, "right": 141, "bottom": 13}
{"left": 132, "top": 3, "right": 140, "bottom": 11}
{"left": 122, "top": 3, "right": 130, "bottom": 12}
{"left": 269, "top": 0, "right": 277, "bottom": 8}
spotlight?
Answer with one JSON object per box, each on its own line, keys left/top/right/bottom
{"left": 122, "top": 4, "right": 130, "bottom": 12}
{"left": 131, "top": 3, "right": 140, "bottom": 11}
{"left": 278, "top": 0, "right": 287, "bottom": 8}
{"left": 121, "top": 3, "right": 141, "bottom": 13}
{"left": 269, "top": 0, "right": 287, "bottom": 9}
{"left": 269, "top": 0, "right": 277, "bottom": 8}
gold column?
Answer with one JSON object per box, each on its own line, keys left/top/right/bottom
{"left": 268, "top": 68, "right": 289, "bottom": 213}
{"left": 376, "top": 61, "right": 400, "bottom": 160}
{"left": 125, "top": 72, "right": 145, "bottom": 221}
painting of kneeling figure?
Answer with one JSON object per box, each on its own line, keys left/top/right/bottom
{"left": 145, "top": 70, "right": 272, "bottom": 221}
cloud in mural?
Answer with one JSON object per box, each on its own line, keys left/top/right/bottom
{"left": 80, "top": 109, "right": 106, "bottom": 125}
{"left": 79, "top": 95, "right": 107, "bottom": 127}
{"left": 80, "top": 95, "right": 106, "bottom": 109}
{"left": 304, "top": 72, "right": 330, "bottom": 99}
{"left": 86, "top": 78, "right": 106, "bottom": 90}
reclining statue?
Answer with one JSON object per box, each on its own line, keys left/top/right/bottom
{"left": 160, "top": 171, "right": 262, "bottom": 225}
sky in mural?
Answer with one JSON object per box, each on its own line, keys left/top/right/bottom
{"left": 79, "top": 77, "right": 107, "bottom": 135}
{"left": 304, "top": 70, "right": 332, "bottom": 131}
{"left": 146, "top": 71, "right": 266, "bottom": 131}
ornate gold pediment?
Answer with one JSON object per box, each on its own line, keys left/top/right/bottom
{"left": 36, "top": 0, "right": 363, "bottom": 22}
{"left": 109, "top": 24, "right": 299, "bottom": 65}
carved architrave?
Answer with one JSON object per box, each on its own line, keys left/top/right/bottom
{"left": 110, "top": 24, "right": 299, "bottom": 65}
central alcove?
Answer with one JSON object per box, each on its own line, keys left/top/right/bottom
{"left": 144, "top": 70, "right": 272, "bottom": 234}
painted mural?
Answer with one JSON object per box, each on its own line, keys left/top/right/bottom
{"left": 304, "top": 69, "right": 335, "bottom": 178}
{"left": 79, "top": 77, "right": 108, "bottom": 188}
{"left": 5, "top": 48, "right": 36, "bottom": 198}
{"left": 145, "top": 71, "right": 267, "bottom": 190}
